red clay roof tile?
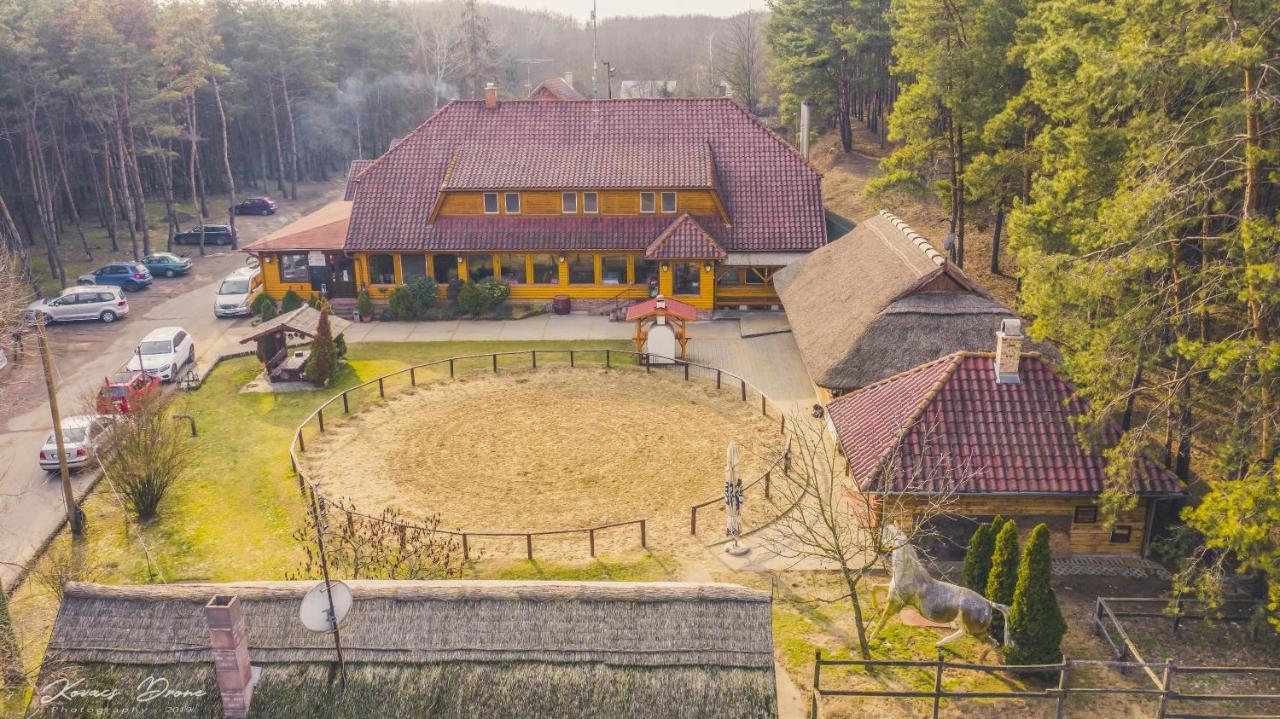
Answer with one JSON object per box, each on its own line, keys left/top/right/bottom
{"left": 828, "top": 353, "right": 1184, "bottom": 497}
{"left": 645, "top": 214, "right": 727, "bottom": 260}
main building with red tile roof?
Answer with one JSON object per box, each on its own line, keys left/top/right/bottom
{"left": 827, "top": 322, "right": 1183, "bottom": 558}
{"left": 245, "top": 89, "right": 837, "bottom": 313}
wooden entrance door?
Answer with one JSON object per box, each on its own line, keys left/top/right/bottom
{"left": 327, "top": 257, "right": 357, "bottom": 298}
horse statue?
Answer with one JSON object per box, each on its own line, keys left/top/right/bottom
{"left": 869, "top": 524, "right": 1012, "bottom": 653}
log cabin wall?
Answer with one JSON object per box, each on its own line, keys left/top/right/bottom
{"left": 437, "top": 189, "right": 722, "bottom": 217}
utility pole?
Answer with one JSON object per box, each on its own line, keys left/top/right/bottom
{"left": 35, "top": 317, "right": 84, "bottom": 535}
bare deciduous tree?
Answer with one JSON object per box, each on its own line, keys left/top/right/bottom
{"left": 102, "top": 393, "right": 193, "bottom": 521}
{"left": 715, "top": 11, "right": 768, "bottom": 114}
{"left": 761, "top": 415, "right": 966, "bottom": 659}
{"left": 292, "top": 496, "right": 464, "bottom": 581}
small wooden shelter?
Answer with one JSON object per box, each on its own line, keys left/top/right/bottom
{"left": 239, "top": 305, "right": 350, "bottom": 382}
{"left": 626, "top": 295, "right": 695, "bottom": 363}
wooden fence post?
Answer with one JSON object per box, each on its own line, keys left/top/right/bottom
{"left": 1171, "top": 598, "right": 1182, "bottom": 633}
{"left": 716, "top": 369, "right": 722, "bottom": 389}
{"left": 740, "top": 379, "right": 746, "bottom": 401}
{"left": 570, "top": 350, "right": 575, "bottom": 367}
{"left": 684, "top": 362, "right": 690, "bottom": 381}
{"left": 1156, "top": 660, "right": 1174, "bottom": 719}
{"left": 410, "top": 367, "right": 416, "bottom": 387}
{"left": 606, "top": 349, "right": 611, "bottom": 368}
{"left": 342, "top": 391, "right": 349, "bottom": 413}
{"left": 690, "top": 507, "right": 697, "bottom": 535}
{"left": 764, "top": 471, "right": 771, "bottom": 499}
{"left": 932, "top": 652, "right": 945, "bottom": 719}
{"left": 449, "top": 358, "right": 455, "bottom": 378}
{"left": 1055, "top": 659, "right": 1070, "bottom": 719}
{"left": 589, "top": 528, "right": 596, "bottom": 557}
{"left": 639, "top": 519, "right": 647, "bottom": 548}
{"left": 461, "top": 534, "right": 469, "bottom": 561}
{"left": 298, "top": 430, "right": 305, "bottom": 453}
{"left": 318, "top": 409, "right": 324, "bottom": 433}
{"left": 532, "top": 350, "right": 537, "bottom": 369}
{"left": 811, "top": 650, "right": 822, "bottom": 719}
{"left": 526, "top": 534, "right": 533, "bottom": 560}
{"left": 761, "top": 394, "right": 767, "bottom": 416}
{"left": 378, "top": 377, "right": 384, "bottom": 398}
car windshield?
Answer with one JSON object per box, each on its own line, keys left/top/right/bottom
{"left": 138, "top": 340, "right": 172, "bottom": 355}
{"left": 151, "top": 254, "right": 175, "bottom": 262}
{"left": 48, "top": 428, "right": 87, "bottom": 444}
{"left": 105, "top": 387, "right": 127, "bottom": 398}
{"left": 219, "top": 279, "right": 249, "bottom": 294}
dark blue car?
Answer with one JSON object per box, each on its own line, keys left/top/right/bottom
{"left": 77, "top": 262, "right": 153, "bottom": 292}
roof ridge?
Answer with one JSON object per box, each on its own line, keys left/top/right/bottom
{"left": 878, "top": 210, "right": 946, "bottom": 266}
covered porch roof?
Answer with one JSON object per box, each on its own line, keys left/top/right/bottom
{"left": 239, "top": 305, "right": 351, "bottom": 345}
{"left": 240, "top": 200, "right": 351, "bottom": 253}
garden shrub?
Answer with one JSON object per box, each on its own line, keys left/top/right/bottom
{"left": 335, "top": 334, "right": 348, "bottom": 359}
{"left": 407, "top": 276, "right": 439, "bottom": 308}
{"left": 986, "top": 519, "right": 1020, "bottom": 639}
{"left": 356, "top": 289, "right": 374, "bottom": 319}
{"left": 962, "top": 523, "right": 996, "bottom": 593}
{"left": 440, "top": 303, "right": 462, "bottom": 320}
{"left": 304, "top": 307, "right": 339, "bottom": 387}
{"left": 281, "top": 289, "right": 304, "bottom": 312}
{"left": 388, "top": 285, "right": 426, "bottom": 320}
{"left": 457, "top": 280, "right": 484, "bottom": 317}
{"left": 446, "top": 277, "right": 464, "bottom": 300}
{"left": 251, "top": 293, "right": 278, "bottom": 321}
{"left": 1006, "top": 524, "right": 1067, "bottom": 664}
{"left": 478, "top": 278, "right": 510, "bottom": 310}
{"left": 307, "top": 293, "right": 323, "bottom": 309}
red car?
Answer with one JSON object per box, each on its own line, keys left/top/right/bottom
{"left": 96, "top": 371, "right": 161, "bottom": 414}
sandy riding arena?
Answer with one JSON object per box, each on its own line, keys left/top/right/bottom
{"left": 299, "top": 367, "right": 785, "bottom": 557}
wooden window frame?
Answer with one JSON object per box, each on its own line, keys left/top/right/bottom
{"left": 1109, "top": 525, "right": 1132, "bottom": 543}
{"left": 367, "top": 254, "right": 396, "bottom": 285}
{"left": 530, "top": 253, "right": 559, "bottom": 285}
{"left": 660, "top": 191, "right": 677, "bottom": 214}
{"left": 498, "top": 253, "right": 528, "bottom": 284}
{"left": 582, "top": 192, "right": 599, "bottom": 214}
{"left": 1074, "top": 506, "right": 1099, "bottom": 524}
{"left": 600, "top": 255, "right": 629, "bottom": 285}
{"left": 483, "top": 193, "right": 499, "bottom": 214}
{"left": 561, "top": 192, "right": 577, "bottom": 214}
{"left": 278, "top": 252, "right": 309, "bottom": 283}
{"left": 639, "top": 192, "right": 656, "bottom": 214}
{"left": 504, "top": 193, "right": 521, "bottom": 214}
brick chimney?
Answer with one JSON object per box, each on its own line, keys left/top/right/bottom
{"left": 205, "top": 594, "right": 257, "bottom": 719}
{"left": 484, "top": 82, "right": 498, "bottom": 109}
{"left": 994, "top": 318, "right": 1024, "bottom": 385}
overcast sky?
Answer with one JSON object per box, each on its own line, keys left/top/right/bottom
{"left": 487, "top": 0, "right": 764, "bottom": 21}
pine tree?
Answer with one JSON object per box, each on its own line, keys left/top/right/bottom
{"left": 985, "top": 519, "right": 1019, "bottom": 639}
{"left": 961, "top": 523, "right": 995, "bottom": 592}
{"left": 1007, "top": 524, "right": 1067, "bottom": 664}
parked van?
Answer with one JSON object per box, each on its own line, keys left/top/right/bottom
{"left": 214, "top": 266, "right": 263, "bottom": 318}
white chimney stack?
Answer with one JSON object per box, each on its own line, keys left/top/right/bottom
{"left": 205, "top": 594, "right": 258, "bottom": 719}
{"left": 799, "top": 101, "right": 811, "bottom": 159}
{"left": 563, "top": 71, "right": 574, "bottom": 86}
{"left": 484, "top": 82, "right": 498, "bottom": 109}
{"left": 994, "top": 318, "right": 1024, "bottom": 384}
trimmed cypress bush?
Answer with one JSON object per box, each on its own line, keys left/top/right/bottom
{"left": 1006, "top": 524, "right": 1067, "bottom": 664}
{"left": 986, "top": 519, "right": 1020, "bottom": 640}
{"left": 281, "top": 289, "right": 304, "bottom": 312}
{"left": 962, "top": 523, "right": 995, "bottom": 592}
{"left": 251, "top": 293, "right": 278, "bottom": 321}
{"left": 304, "top": 307, "right": 339, "bottom": 387}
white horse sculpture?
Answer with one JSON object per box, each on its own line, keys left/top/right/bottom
{"left": 870, "top": 524, "right": 1012, "bottom": 652}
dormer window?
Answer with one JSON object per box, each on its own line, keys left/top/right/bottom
{"left": 504, "top": 193, "right": 521, "bottom": 214}
{"left": 483, "top": 193, "right": 499, "bottom": 214}
{"left": 640, "top": 192, "right": 656, "bottom": 213}
{"left": 562, "top": 192, "right": 577, "bottom": 213}
{"left": 583, "top": 192, "right": 599, "bottom": 213}
{"left": 660, "top": 192, "right": 677, "bottom": 213}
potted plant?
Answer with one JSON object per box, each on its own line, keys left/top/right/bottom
{"left": 356, "top": 288, "right": 374, "bottom": 323}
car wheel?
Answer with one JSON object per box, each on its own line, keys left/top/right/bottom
{"left": 99, "top": 310, "right": 117, "bottom": 323}
{"left": 123, "top": 280, "right": 139, "bottom": 292}
{"left": 39, "top": 312, "right": 53, "bottom": 325}
{"left": 187, "top": 346, "right": 195, "bottom": 364}
{"left": 170, "top": 364, "right": 177, "bottom": 381}
{"left": 165, "top": 269, "right": 175, "bottom": 278}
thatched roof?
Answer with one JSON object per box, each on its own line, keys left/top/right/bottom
{"left": 239, "top": 305, "right": 351, "bottom": 345}
{"left": 37, "top": 580, "right": 776, "bottom": 718}
{"left": 774, "top": 210, "right": 1044, "bottom": 390}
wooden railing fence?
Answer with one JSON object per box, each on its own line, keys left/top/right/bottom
{"left": 288, "top": 348, "right": 789, "bottom": 560}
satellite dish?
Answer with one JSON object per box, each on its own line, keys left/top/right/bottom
{"left": 299, "top": 580, "right": 353, "bottom": 633}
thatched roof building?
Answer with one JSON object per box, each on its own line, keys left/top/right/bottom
{"left": 36, "top": 580, "right": 777, "bottom": 718}
{"left": 774, "top": 210, "right": 1045, "bottom": 393}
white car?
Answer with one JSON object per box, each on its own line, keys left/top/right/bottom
{"left": 214, "top": 266, "right": 263, "bottom": 318}
{"left": 125, "top": 326, "right": 195, "bottom": 382}
{"left": 39, "top": 415, "right": 114, "bottom": 472}
{"left": 25, "top": 285, "right": 130, "bottom": 324}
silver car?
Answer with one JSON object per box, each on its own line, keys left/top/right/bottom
{"left": 38, "top": 415, "right": 114, "bottom": 473}
{"left": 26, "top": 286, "right": 130, "bottom": 325}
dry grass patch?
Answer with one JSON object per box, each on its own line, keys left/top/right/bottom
{"left": 299, "top": 366, "right": 786, "bottom": 559}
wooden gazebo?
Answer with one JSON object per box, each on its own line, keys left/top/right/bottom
{"left": 626, "top": 295, "right": 696, "bottom": 363}
{"left": 239, "top": 305, "right": 351, "bottom": 382}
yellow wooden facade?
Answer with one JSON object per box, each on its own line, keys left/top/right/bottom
{"left": 437, "top": 189, "right": 724, "bottom": 219}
